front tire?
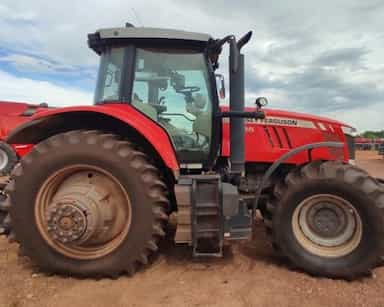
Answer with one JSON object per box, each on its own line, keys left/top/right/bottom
{"left": 5, "top": 130, "right": 169, "bottom": 277}
{"left": 264, "top": 161, "right": 384, "bottom": 279}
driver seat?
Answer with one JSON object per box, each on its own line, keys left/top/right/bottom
{"left": 188, "top": 94, "right": 211, "bottom": 139}
{"left": 132, "top": 94, "right": 158, "bottom": 121}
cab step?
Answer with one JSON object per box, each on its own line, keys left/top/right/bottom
{"left": 191, "top": 175, "right": 223, "bottom": 257}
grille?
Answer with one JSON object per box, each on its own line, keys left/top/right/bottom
{"left": 262, "top": 126, "right": 292, "bottom": 149}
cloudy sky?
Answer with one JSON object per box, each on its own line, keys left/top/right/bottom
{"left": 0, "top": 0, "right": 383, "bottom": 131}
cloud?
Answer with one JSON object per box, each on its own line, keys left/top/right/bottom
{"left": 0, "top": 70, "right": 92, "bottom": 107}
{"left": 0, "top": 54, "right": 77, "bottom": 74}
{"left": 0, "top": 0, "right": 382, "bottom": 131}
{"left": 314, "top": 47, "right": 369, "bottom": 69}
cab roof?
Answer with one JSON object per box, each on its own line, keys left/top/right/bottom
{"left": 88, "top": 26, "right": 213, "bottom": 55}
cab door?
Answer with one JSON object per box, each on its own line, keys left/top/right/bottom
{"left": 131, "top": 47, "right": 216, "bottom": 166}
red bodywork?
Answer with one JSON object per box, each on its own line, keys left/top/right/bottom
{"left": 0, "top": 102, "right": 34, "bottom": 139}
{"left": 4, "top": 102, "right": 352, "bottom": 171}
{"left": 10, "top": 104, "right": 179, "bottom": 170}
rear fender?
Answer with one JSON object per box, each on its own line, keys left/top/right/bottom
{"left": 7, "top": 104, "right": 179, "bottom": 175}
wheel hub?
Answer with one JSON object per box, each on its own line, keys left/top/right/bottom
{"left": 47, "top": 203, "right": 87, "bottom": 244}
{"left": 292, "top": 194, "right": 363, "bottom": 258}
{"left": 307, "top": 203, "right": 346, "bottom": 238}
{"left": 36, "top": 166, "right": 132, "bottom": 260}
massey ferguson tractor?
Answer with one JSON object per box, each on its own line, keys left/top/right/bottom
{"left": 0, "top": 24, "right": 383, "bottom": 279}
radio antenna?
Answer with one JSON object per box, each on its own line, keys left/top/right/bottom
{"left": 131, "top": 8, "right": 143, "bottom": 27}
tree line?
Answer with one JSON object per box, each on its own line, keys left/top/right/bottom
{"left": 361, "top": 130, "right": 384, "bottom": 139}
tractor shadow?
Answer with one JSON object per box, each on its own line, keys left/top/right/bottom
{"left": 157, "top": 226, "right": 235, "bottom": 268}
{"left": 157, "top": 217, "right": 293, "bottom": 271}
{"left": 236, "top": 220, "right": 295, "bottom": 270}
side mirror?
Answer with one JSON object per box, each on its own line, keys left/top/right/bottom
{"left": 255, "top": 97, "right": 268, "bottom": 108}
{"left": 215, "top": 74, "right": 226, "bottom": 99}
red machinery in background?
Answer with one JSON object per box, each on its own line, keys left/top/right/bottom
{"left": 0, "top": 101, "right": 46, "bottom": 175}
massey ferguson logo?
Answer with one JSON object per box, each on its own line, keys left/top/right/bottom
{"left": 248, "top": 118, "right": 298, "bottom": 126}
{"left": 247, "top": 116, "right": 316, "bottom": 129}
{"left": 223, "top": 116, "right": 316, "bottom": 129}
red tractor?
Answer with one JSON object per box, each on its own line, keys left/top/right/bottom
{"left": 0, "top": 25, "right": 383, "bottom": 279}
{"left": 0, "top": 101, "right": 47, "bottom": 233}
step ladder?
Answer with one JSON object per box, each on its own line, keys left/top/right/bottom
{"left": 191, "top": 175, "right": 223, "bottom": 257}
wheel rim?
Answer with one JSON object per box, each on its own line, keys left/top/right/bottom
{"left": 35, "top": 165, "right": 132, "bottom": 260}
{"left": 0, "top": 149, "right": 9, "bottom": 171}
{"left": 292, "top": 194, "right": 363, "bottom": 258}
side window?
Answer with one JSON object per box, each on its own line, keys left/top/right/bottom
{"left": 132, "top": 49, "right": 213, "bottom": 162}
{"left": 95, "top": 48, "right": 124, "bottom": 102}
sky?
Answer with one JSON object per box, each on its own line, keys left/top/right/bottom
{"left": 0, "top": 0, "right": 383, "bottom": 132}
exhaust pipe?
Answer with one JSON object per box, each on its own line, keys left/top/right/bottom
{"left": 229, "top": 32, "right": 252, "bottom": 177}
{"left": 213, "top": 32, "right": 253, "bottom": 180}
{"left": 229, "top": 53, "right": 245, "bottom": 176}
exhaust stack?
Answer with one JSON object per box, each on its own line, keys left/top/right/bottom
{"left": 228, "top": 31, "right": 252, "bottom": 177}
{"left": 229, "top": 53, "right": 245, "bottom": 176}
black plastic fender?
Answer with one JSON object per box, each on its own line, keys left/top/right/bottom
{"left": 253, "top": 142, "right": 344, "bottom": 211}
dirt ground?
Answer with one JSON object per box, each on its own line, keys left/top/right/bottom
{"left": 0, "top": 150, "right": 384, "bottom": 307}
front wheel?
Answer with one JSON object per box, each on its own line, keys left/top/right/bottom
{"left": 264, "top": 161, "right": 384, "bottom": 279}
{"left": 5, "top": 130, "right": 169, "bottom": 277}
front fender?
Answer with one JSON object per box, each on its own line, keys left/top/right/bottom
{"left": 7, "top": 104, "right": 179, "bottom": 172}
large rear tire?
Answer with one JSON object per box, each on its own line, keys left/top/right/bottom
{"left": 4, "top": 130, "right": 169, "bottom": 277}
{"left": 264, "top": 161, "right": 384, "bottom": 279}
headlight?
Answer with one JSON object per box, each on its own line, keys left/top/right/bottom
{"left": 341, "top": 126, "right": 358, "bottom": 137}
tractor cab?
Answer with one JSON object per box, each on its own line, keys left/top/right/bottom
{"left": 89, "top": 26, "right": 221, "bottom": 166}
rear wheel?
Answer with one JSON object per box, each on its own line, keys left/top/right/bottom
{"left": 264, "top": 161, "right": 384, "bottom": 279}
{"left": 5, "top": 130, "right": 169, "bottom": 277}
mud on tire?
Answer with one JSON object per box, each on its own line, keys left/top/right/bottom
{"left": 264, "top": 160, "right": 384, "bottom": 279}
{"left": 4, "top": 130, "right": 169, "bottom": 278}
